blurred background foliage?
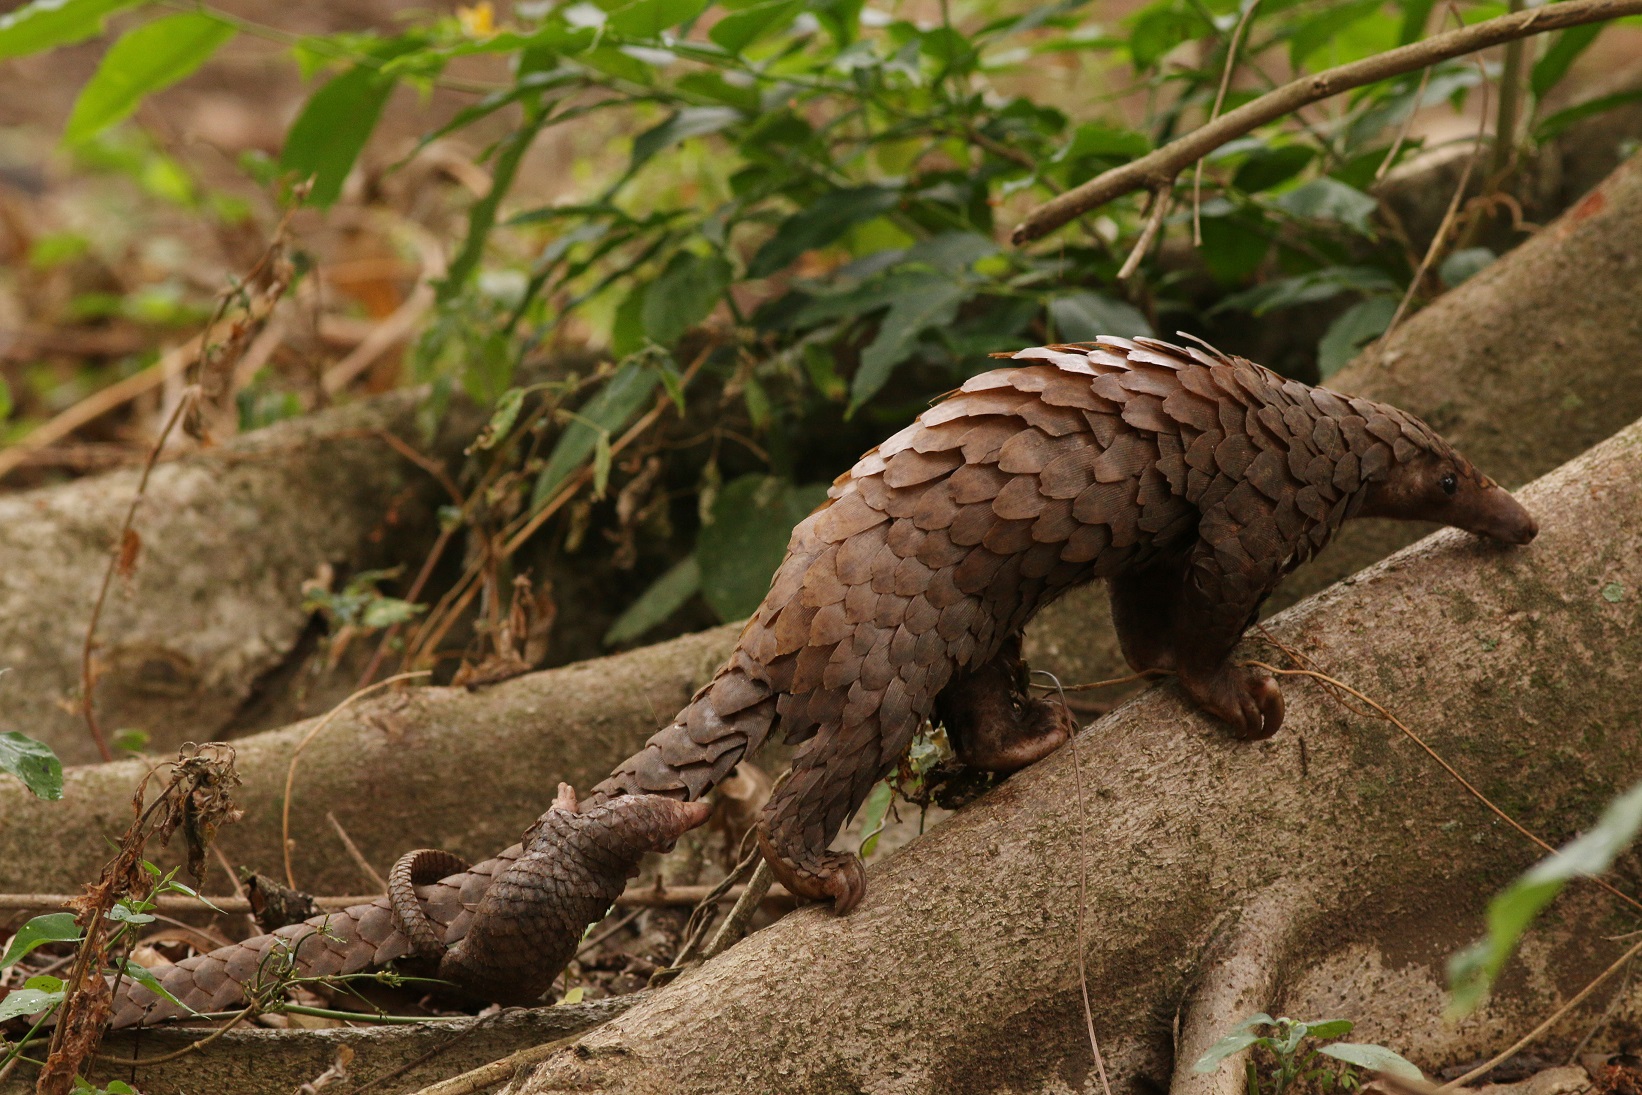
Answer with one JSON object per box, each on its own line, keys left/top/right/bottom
{"left": 0, "top": 0, "right": 1638, "bottom": 679}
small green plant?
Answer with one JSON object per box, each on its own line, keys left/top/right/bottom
{"left": 1193, "top": 1014, "right": 1423, "bottom": 1095}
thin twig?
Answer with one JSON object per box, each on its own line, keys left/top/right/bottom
{"left": 1033, "top": 670, "right": 1112, "bottom": 1095}
{"left": 77, "top": 390, "right": 198, "bottom": 762}
{"left": 282, "top": 672, "right": 430, "bottom": 889}
{"left": 1380, "top": 4, "right": 1494, "bottom": 348}
{"left": 702, "top": 857, "right": 774, "bottom": 960}
{"left": 1118, "top": 188, "right": 1173, "bottom": 282}
{"left": 326, "top": 812, "right": 387, "bottom": 891}
{"left": 95, "top": 1004, "right": 258, "bottom": 1066}
{"left": 1376, "top": 64, "right": 1435, "bottom": 181}
{"left": 1194, "top": 0, "right": 1262, "bottom": 245}
{"left": 1012, "top": 0, "right": 1637, "bottom": 242}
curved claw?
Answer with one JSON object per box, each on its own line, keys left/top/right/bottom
{"left": 756, "top": 831, "right": 867, "bottom": 914}
{"left": 1180, "top": 664, "right": 1285, "bottom": 741}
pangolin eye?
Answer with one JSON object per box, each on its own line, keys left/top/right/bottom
{"left": 1440, "top": 473, "right": 1458, "bottom": 496}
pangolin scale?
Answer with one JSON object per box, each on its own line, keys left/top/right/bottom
{"left": 110, "top": 335, "right": 1535, "bottom": 1026}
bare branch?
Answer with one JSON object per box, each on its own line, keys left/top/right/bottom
{"left": 1011, "top": 0, "right": 1642, "bottom": 244}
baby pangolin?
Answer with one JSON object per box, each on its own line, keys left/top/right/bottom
{"left": 110, "top": 335, "right": 1535, "bottom": 1025}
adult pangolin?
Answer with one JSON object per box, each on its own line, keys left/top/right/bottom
{"left": 110, "top": 335, "right": 1536, "bottom": 1026}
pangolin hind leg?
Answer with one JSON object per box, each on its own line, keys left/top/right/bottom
{"left": 934, "top": 634, "right": 1075, "bottom": 773}
{"left": 1108, "top": 552, "right": 1189, "bottom": 674}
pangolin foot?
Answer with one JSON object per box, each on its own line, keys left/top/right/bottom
{"left": 756, "top": 834, "right": 867, "bottom": 915}
{"left": 1180, "top": 663, "right": 1284, "bottom": 741}
{"left": 959, "top": 695, "right": 1077, "bottom": 773}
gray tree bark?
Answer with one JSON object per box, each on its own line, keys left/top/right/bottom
{"left": 499, "top": 403, "right": 1642, "bottom": 1095}
{"left": 0, "top": 390, "right": 465, "bottom": 765}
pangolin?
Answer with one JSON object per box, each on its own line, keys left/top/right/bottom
{"left": 110, "top": 335, "right": 1536, "bottom": 1026}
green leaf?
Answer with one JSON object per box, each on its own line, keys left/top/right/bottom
{"left": 604, "top": 0, "right": 711, "bottom": 38}
{"left": 1272, "top": 178, "right": 1379, "bottom": 234}
{"left": 592, "top": 431, "right": 612, "bottom": 498}
{"left": 1396, "top": 0, "right": 1435, "bottom": 44}
{"left": 641, "top": 251, "right": 732, "bottom": 345}
{"left": 1534, "top": 88, "right": 1642, "bottom": 142}
{"left": 531, "top": 362, "right": 661, "bottom": 510}
{"left": 1288, "top": 0, "right": 1381, "bottom": 69}
{"left": 0, "top": 912, "right": 81, "bottom": 968}
{"left": 851, "top": 275, "right": 967, "bottom": 412}
{"left": 858, "top": 780, "right": 894, "bottom": 857}
{"left": 1439, "top": 247, "right": 1495, "bottom": 289}
{"left": 473, "top": 387, "right": 526, "bottom": 451}
{"left": 709, "top": 0, "right": 802, "bottom": 52}
{"left": 629, "top": 106, "right": 742, "bottom": 174}
{"left": 1303, "top": 1019, "right": 1354, "bottom": 1040}
{"left": 1232, "top": 145, "right": 1314, "bottom": 193}
{"left": 1532, "top": 25, "right": 1603, "bottom": 99}
{"left": 115, "top": 958, "right": 198, "bottom": 1015}
{"left": 64, "top": 12, "right": 235, "bottom": 143}
{"left": 604, "top": 556, "right": 701, "bottom": 646}
{"left": 1199, "top": 212, "right": 1272, "bottom": 284}
{"left": 1128, "top": 1, "right": 1209, "bottom": 69}
{"left": 697, "top": 476, "right": 830, "bottom": 620}
{"left": 1317, "top": 297, "right": 1396, "bottom": 377}
{"left": 0, "top": 376, "right": 12, "bottom": 420}
{"left": 0, "top": 987, "right": 64, "bottom": 1022}
{"left": 1049, "top": 291, "right": 1153, "bottom": 341}
{"left": 281, "top": 40, "right": 417, "bottom": 208}
{"left": 748, "top": 185, "right": 902, "bottom": 279}
{"left": 360, "top": 597, "right": 422, "bottom": 629}
{"left": 1449, "top": 781, "right": 1642, "bottom": 1016}
{"left": 1193, "top": 1032, "right": 1262, "bottom": 1073}
{"left": 1317, "top": 1043, "right": 1424, "bottom": 1081}
{"left": 1216, "top": 266, "right": 1398, "bottom": 316}
{"left": 0, "top": 731, "right": 63, "bottom": 800}
{"left": 0, "top": 0, "right": 147, "bottom": 60}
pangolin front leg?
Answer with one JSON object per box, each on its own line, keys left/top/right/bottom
{"left": 934, "top": 635, "right": 1075, "bottom": 773}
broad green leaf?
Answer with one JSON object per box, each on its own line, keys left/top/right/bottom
{"left": 696, "top": 476, "right": 829, "bottom": 621}
{"left": 1317, "top": 297, "right": 1396, "bottom": 377}
{"left": 1232, "top": 145, "right": 1314, "bottom": 193}
{"left": 1449, "top": 781, "right": 1642, "bottom": 1016}
{"left": 1532, "top": 25, "right": 1603, "bottom": 99}
{"left": 1303, "top": 1018, "right": 1354, "bottom": 1040}
{"left": 1535, "top": 88, "right": 1642, "bottom": 142}
{"left": 1439, "top": 247, "right": 1495, "bottom": 289}
{"left": 116, "top": 958, "right": 198, "bottom": 1014}
{"left": 858, "top": 780, "right": 894, "bottom": 857}
{"left": 900, "top": 232, "right": 999, "bottom": 275}
{"left": 641, "top": 251, "right": 732, "bottom": 345}
{"left": 0, "top": 987, "right": 64, "bottom": 1022}
{"left": 0, "top": 731, "right": 63, "bottom": 800}
{"left": 281, "top": 40, "right": 418, "bottom": 208}
{"left": 709, "top": 0, "right": 802, "bottom": 52}
{"left": 65, "top": 13, "right": 235, "bottom": 143}
{"left": 1192, "top": 1032, "right": 1261, "bottom": 1073}
{"left": 629, "top": 106, "right": 742, "bottom": 174}
{"left": 1287, "top": 0, "right": 1381, "bottom": 69}
{"left": 604, "top": 0, "right": 711, "bottom": 38}
{"left": 1049, "top": 291, "right": 1153, "bottom": 341}
{"left": 1199, "top": 212, "right": 1272, "bottom": 284}
{"left": 1127, "top": 1, "right": 1210, "bottom": 70}
{"left": 0, "top": 912, "right": 81, "bottom": 968}
{"left": 1318, "top": 1043, "right": 1424, "bottom": 1081}
{"left": 851, "top": 276, "right": 967, "bottom": 411}
{"left": 1216, "top": 266, "right": 1398, "bottom": 316}
{"left": 1272, "top": 178, "right": 1379, "bottom": 234}
{"left": 531, "top": 362, "right": 661, "bottom": 510}
{"left": 748, "top": 185, "right": 902, "bottom": 279}
{"left": 0, "top": 0, "right": 146, "bottom": 60}
{"left": 1396, "top": 0, "right": 1435, "bottom": 44}
{"left": 360, "top": 597, "right": 422, "bottom": 629}
{"left": 1052, "top": 121, "right": 1151, "bottom": 166}
{"left": 604, "top": 556, "right": 701, "bottom": 646}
